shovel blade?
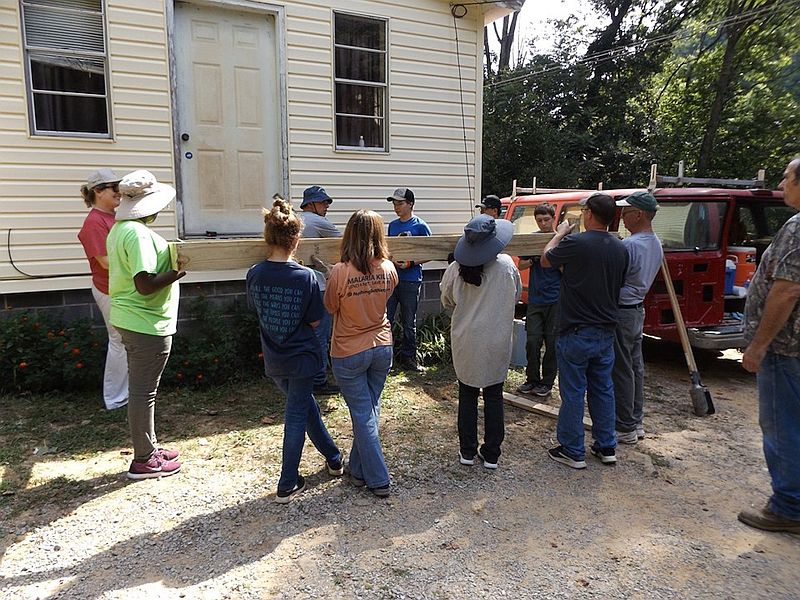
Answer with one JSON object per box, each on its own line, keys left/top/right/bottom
{"left": 691, "top": 385, "right": 714, "bottom": 416}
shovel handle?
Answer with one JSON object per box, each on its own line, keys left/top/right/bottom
{"left": 660, "top": 258, "right": 699, "bottom": 374}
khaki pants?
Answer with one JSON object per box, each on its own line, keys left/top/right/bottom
{"left": 118, "top": 328, "right": 172, "bottom": 461}
{"left": 91, "top": 285, "right": 129, "bottom": 409}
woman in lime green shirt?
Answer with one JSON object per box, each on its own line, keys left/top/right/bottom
{"left": 107, "top": 170, "right": 185, "bottom": 480}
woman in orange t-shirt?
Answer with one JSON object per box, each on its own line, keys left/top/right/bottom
{"left": 324, "top": 210, "right": 398, "bottom": 497}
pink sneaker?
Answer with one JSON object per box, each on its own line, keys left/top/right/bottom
{"left": 127, "top": 454, "right": 181, "bottom": 480}
{"left": 157, "top": 447, "right": 180, "bottom": 461}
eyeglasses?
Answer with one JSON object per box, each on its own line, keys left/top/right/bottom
{"left": 96, "top": 183, "right": 119, "bottom": 192}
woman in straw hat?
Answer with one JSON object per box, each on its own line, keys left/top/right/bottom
{"left": 107, "top": 170, "right": 185, "bottom": 480}
{"left": 78, "top": 168, "right": 128, "bottom": 411}
{"left": 246, "top": 198, "right": 343, "bottom": 504}
{"left": 324, "top": 210, "right": 398, "bottom": 498}
{"left": 440, "top": 214, "right": 521, "bottom": 470}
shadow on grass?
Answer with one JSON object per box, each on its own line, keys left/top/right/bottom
{"left": 0, "top": 377, "right": 287, "bottom": 516}
{"left": 0, "top": 368, "right": 457, "bottom": 520}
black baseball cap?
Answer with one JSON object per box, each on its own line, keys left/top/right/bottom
{"left": 387, "top": 187, "right": 415, "bottom": 204}
{"left": 475, "top": 195, "right": 501, "bottom": 211}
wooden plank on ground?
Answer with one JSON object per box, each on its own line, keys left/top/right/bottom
{"left": 503, "top": 391, "right": 593, "bottom": 430}
{"left": 175, "top": 232, "right": 554, "bottom": 272}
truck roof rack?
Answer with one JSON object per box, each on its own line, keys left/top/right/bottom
{"left": 511, "top": 177, "right": 599, "bottom": 197}
{"left": 649, "top": 161, "right": 766, "bottom": 190}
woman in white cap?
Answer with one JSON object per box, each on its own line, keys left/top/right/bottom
{"left": 440, "top": 214, "right": 521, "bottom": 470}
{"left": 107, "top": 170, "right": 185, "bottom": 480}
{"left": 78, "top": 169, "right": 128, "bottom": 411}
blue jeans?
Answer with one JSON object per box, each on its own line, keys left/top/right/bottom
{"left": 556, "top": 326, "right": 617, "bottom": 459}
{"left": 757, "top": 352, "right": 800, "bottom": 520}
{"left": 272, "top": 376, "right": 340, "bottom": 493}
{"left": 313, "top": 309, "right": 332, "bottom": 386}
{"left": 386, "top": 280, "right": 421, "bottom": 361}
{"left": 332, "top": 345, "right": 393, "bottom": 488}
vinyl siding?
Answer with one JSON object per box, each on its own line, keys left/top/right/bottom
{"left": 0, "top": 0, "right": 484, "bottom": 295}
{"left": 0, "top": 0, "right": 176, "bottom": 293}
{"left": 282, "top": 0, "right": 481, "bottom": 233}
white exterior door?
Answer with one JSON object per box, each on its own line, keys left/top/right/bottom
{"left": 175, "top": 2, "right": 282, "bottom": 236}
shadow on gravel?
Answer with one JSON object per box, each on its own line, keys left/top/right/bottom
{"left": 0, "top": 473, "right": 132, "bottom": 556}
{"left": 0, "top": 475, "right": 449, "bottom": 600}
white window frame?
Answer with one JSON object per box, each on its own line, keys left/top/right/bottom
{"left": 19, "top": 0, "right": 113, "bottom": 138}
{"left": 332, "top": 11, "right": 388, "bottom": 152}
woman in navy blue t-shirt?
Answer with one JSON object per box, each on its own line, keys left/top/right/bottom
{"left": 246, "top": 199, "right": 342, "bottom": 503}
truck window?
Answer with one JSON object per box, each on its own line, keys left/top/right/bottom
{"left": 560, "top": 204, "right": 587, "bottom": 232}
{"left": 509, "top": 205, "right": 538, "bottom": 233}
{"left": 618, "top": 201, "right": 728, "bottom": 250}
{"left": 732, "top": 203, "right": 796, "bottom": 255}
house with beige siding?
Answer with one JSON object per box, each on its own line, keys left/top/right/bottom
{"left": 0, "top": 0, "right": 522, "bottom": 319}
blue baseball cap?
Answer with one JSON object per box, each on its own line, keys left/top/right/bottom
{"left": 301, "top": 185, "right": 333, "bottom": 207}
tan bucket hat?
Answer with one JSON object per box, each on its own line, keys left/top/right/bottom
{"left": 115, "top": 170, "right": 176, "bottom": 221}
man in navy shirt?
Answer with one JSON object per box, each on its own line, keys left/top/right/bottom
{"left": 517, "top": 203, "right": 561, "bottom": 397}
{"left": 386, "top": 187, "right": 432, "bottom": 372}
{"left": 541, "top": 193, "right": 628, "bottom": 469}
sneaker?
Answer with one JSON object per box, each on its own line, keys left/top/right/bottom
{"left": 399, "top": 357, "right": 426, "bottom": 373}
{"left": 345, "top": 467, "right": 365, "bottom": 487}
{"left": 275, "top": 475, "right": 306, "bottom": 504}
{"left": 547, "top": 446, "right": 586, "bottom": 470}
{"left": 326, "top": 456, "right": 344, "bottom": 476}
{"left": 369, "top": 484, "right": 391, "bottom": 498}
{"left": 314, "top": 382, "right": 341, "bottom": 396}
{"left": 127, "top": 454, "right": 182, "bottom": 480}
{"left": 636, "top": 426, "right": 646, "bottom": 440}
{"left": 476, "top": 448, "right": 498, "bottom": 470}
{"left": 616, "top": 430, "right": 639, "bottom": 445}
{"left": 459, "top": 451, "right": 475, "bottom": 466}
{"left": 516, "top": 382, "right": 537, "bottom": 395}
{"left": 533, "top": 385, "right": 552, "bottom": 397}
{"left": 590, "top": 444, "right": 617, "bottom": 465}
{"left": 738, "top": 506, "right": 800, "bottom": 534}
{"left": 156, "top": 447, "right": 180, "bottom": 461}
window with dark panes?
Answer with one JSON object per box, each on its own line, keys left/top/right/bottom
{"left": 333, "top": 13, "right": 387, "bottom": 150}
{"left": 20, "top": 0, "right": 111, "bottom": 136}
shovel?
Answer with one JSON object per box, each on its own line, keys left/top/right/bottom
{"left": 659, "top": 258, "right": 715, "bottom": 416}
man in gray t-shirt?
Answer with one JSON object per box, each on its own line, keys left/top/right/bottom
{"left": 299, "top": 185, "right": 342, "bottom": 396}
{"left": 612, "top": 192, "right": 663, "bottom": 445}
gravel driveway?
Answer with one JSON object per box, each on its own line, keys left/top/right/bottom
{"left": 1, "top": 343, "right": 798, "bottom": 599}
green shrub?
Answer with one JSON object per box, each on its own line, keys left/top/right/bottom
{"left": 0, "top": 297, "right": 265, "bottom": 395}
{"left": 163, "top": 296, "right": 263, "bottom": 389}
{"left": 416, "top": 312, "right": 452, "bottom": 366}
{"left": 0, "top": 313, "right": 105, "bottom": 394}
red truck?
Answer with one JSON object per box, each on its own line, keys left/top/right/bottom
{"left": 502, "top": 186, "right": 796, "bottom": 350}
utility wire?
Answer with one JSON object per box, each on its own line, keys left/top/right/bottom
{"left": 452, "top": 13, "right": 475, "bottom": 210}
{"left": 485, "top": 1, "right": 797, "bottom": 90}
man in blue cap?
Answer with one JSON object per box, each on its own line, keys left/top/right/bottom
{"left": 300, "top": 185, "right": 341, "bottom": 396}
{"left": 613, "top": 191, "right": 663, "bottom": 445}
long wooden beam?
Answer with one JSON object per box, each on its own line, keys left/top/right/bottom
{"left": 175, "top": 232, "right": 554, "bottom": 272}
{"left": 503, "top": 391, "right": 592, "bottom": 430}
